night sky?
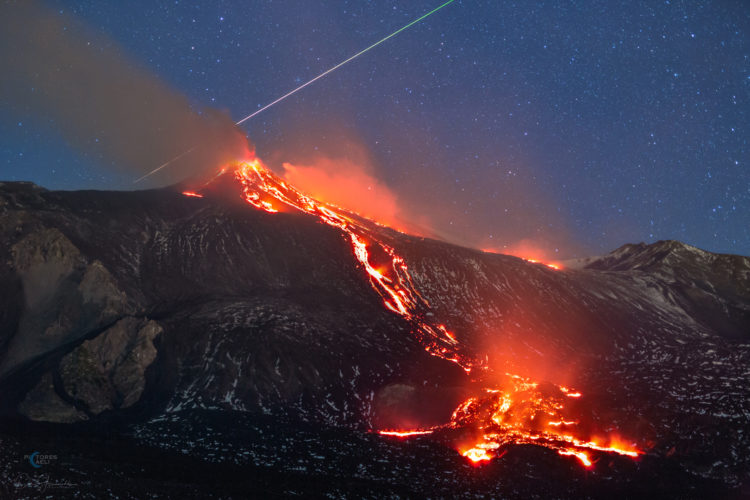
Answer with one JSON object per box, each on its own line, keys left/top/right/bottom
{"left": 1, "top": 1, "right": 748, "bottom": 258}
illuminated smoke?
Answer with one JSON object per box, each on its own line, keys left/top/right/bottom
{"left": 280, "top": 157, "right": 415, "bottom": 233}
{"left": 0, "top": 1, "right": 251, "bottom": 184}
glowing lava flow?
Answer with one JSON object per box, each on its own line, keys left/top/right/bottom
{"left": 526, "top": 259, "right": 561, "bottom": 270}
{"left": 233, "top": 159, "right": 474, "bottom": 371}
{"left": 463, "top": 446, "right": 495, "bottom": 463}
{"left": 444, "top": 374, "right": 640, "bottom": 467}
{"left": 482, "top": 249, "right": 561, "bottom": 270}
{"left": 206, "top": 160, "right": 641, "bottom": 469}
{"left": 378, "top": 429, "right": 435, "bottom": 437}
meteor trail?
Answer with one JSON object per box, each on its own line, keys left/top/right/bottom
{"left": 135, "top": 0, "right": 456, "bottom": 184}
{"left": 236, "top": 0, "right": 455, "bottom": 126}
{"left": 133, "top": 146, "right": 197, "bottom": 184}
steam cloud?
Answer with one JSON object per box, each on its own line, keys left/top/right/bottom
{"left": 0, "top": 1, "right": 251, "bottom": 184}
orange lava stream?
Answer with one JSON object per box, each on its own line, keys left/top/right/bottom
{"left": 202, "top": 160, "right": 641, "bottom": 469}
{"left": 445, "top": 375, "right": 640, "bottom": 466}
{"left": 482, "top": 249, "right": 561, "bottom": 270}
{"left": 558, "top": 449, "right": 593, "bottom": 467}
{"left": 524, "top": 258, "right": 561, "bottom": 270}
{"left": 181, "top": 190, "right": 204, "bottom": 198}
{"left": 233, "top": 159, "right": 474, "bottom": 371}
{"left": 378, "top": 429, "right": 435, "bottom": 437}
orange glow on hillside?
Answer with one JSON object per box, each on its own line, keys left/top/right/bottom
{"left": 483, "top": 237, "right": 565, "bottom": 270}
{"left": 525, "top": 258, "right": 562, "bottom": 270}
{"left": 482, "top": 249, "right": 562, "bottom": 270}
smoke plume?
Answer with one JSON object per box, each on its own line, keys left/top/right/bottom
{"left": 265, "top": 130, "right": 432, "bottom": 236}
{"left": 0, "top": 1, "right": 251, "bottom": 185}
{"left": 280, "top": 156, "right": 433, "bottom": 235}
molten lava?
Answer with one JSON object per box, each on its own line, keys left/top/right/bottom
{"left": 482, "top": 249, "right": 562, "bottom": 270}
{"left": 463, "top": 446, "right": 494, "bottom": 464}
{"left": 521, "top": 258, "right": 561, "bottom": 270}
{"left": 378, "top": 430, "right": 435, "bottom": 437}
{"left": 232, "top": 159, "right": 473, "bottom": 371}
{"left": 195, "top": 159, "right": 642, "bottom": 469}
{"left": 443, "top": 375, "right": 640, "bottom": 468}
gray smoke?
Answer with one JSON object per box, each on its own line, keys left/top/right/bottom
{"left": 0, "top": 1, "right": 252, "bottom": 185}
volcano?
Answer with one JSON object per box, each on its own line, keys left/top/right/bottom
{"left": 0, "top": 164, "right": 748, "bottom": 498}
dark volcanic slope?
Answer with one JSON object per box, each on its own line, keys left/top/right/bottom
{"left": 0, "top": 180, "right": 748, "bottom": 498}
{"left": 0, "top": 180, "right": 462, "bottom": 427}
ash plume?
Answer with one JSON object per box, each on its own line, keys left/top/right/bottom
{"left": 0, "top": 1, "right": 251, "bottom": 185}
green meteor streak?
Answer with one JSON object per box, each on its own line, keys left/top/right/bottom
{"left": 136, "top": 0, "right": 456, "bottom": 183}
{"left": 235, "top": 0, "right": 457, "bottom": 125}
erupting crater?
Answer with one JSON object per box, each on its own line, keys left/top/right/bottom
{"left": 182, "top": 159, "right": 643, "bottom": 469}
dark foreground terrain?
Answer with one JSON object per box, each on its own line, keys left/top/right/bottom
{"left": 0, "top": 179, "right": 748, "bottom": 498}
{"left": 0, "top": 410, "right": 739, "bottom": 499}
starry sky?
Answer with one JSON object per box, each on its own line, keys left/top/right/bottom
{"left": 1, "top": 0, "right": 748, "bottom": 258}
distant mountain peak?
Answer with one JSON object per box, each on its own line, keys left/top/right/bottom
{"left": 583, "top": 239, "right": 716, "bottom": 271}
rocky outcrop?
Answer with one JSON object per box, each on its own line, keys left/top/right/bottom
{"left": 1, "top": 226, "right": 131, "bottom": 376}
{"left": 18, "top": 317, "right": 161, "bottom": 422}
{"left": 17, "top": 372, "right": 88, "bottom": 423}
